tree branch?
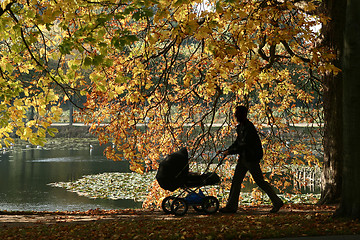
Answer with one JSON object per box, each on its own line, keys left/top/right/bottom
{"left": 8, "top": 9, "right": 85, "bottom": 110}
{"left": 0, "top": 1, "right": 14, "bottom": 17}
{"left": 281, "top": 40, "right": 311, "bottom": 63}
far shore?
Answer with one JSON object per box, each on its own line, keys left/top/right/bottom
{"left": 48, "top": 122, "right": 322, "bottom": 139}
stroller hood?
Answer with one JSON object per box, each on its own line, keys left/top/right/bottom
{"left": 156, "top": 147, "right": 189, "bottom": 191}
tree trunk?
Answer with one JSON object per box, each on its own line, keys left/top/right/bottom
{"left": 69, "top": 101, "right": 74, "bottom": 126}
{"left": 336, "top": 0, "right": 360, "bottom": 218}
{"left": 318, "top": 0, "right": 346, "bottom": 205}
{"left": 320, "top": 74, "right": 343, "bottom": 204}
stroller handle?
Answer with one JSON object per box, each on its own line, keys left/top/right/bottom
{"left": 202, "top": 153, "right": 227, "bottom": 174}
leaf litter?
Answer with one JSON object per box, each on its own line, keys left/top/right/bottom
{"left": 0, "top": 206, "right": 359, "bottom": 240}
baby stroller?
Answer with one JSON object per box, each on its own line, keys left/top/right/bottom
{"left": 156, "top": 147, "right": 223, "bottom": 216}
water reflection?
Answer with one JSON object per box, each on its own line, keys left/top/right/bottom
{"left": 0, "top": 143, "right": 142, "bottom": 212}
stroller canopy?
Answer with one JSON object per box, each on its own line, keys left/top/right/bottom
{"left": 156, "top": 147, "right": 189, "bottom": 191}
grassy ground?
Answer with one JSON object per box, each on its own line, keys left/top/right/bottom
{"left": 0, "top": 204, "right": 359, "bottom": 239}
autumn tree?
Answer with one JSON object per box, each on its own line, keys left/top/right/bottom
{"left": 0, "top": 0, "right": 142, "bottom": 145}
{"left": 73, "top": 0, "right": 334, "bottom": 209}
{"left": 1, "top": 0, "right": 340, "bottom": 207}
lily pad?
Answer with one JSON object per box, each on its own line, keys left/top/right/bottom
{"left": 49, "top": 171, "right": 320, "bottom": 206}
{"left": 49, "top": 172, "right": 156, "bottom": 202}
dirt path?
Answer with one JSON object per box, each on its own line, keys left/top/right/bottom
{"left": 0, "top": 205, "right": 337, "bottom": 227}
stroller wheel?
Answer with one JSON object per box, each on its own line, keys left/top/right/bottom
{"left": 202, "top": 196, "right": 219, "bottom": 214}
{"left": 171, "top": 198, "right": 188, "bottom": 216}
{"left": 161, "top": 196, "right": 175, "bottom": 214}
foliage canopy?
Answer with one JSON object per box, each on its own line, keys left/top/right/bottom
{"left": 1, "top": 0, "right": 339, "bottom": 204}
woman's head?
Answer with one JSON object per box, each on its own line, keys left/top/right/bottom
{"left": 234, "top": 105, "right": 248, "bottom": 123}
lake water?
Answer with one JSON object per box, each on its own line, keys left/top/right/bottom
{"left": 0, "top": 141, "right": 142, "bottom": 212}
{"left": 0, "top": 137, "right": 321, "bottom": 212}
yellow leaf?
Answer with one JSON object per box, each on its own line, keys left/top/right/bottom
{"left": 130, "top": 163, "right": 144, "bottom": 174}
{"left": 4, "top": 138, "right": 14, "bottom": 147}
{"left": 115, "top": 85, "right": 126, "bottom": 94}
{"left": 47, "top": 128, "right": 59, "bottom": 137}
{"left": 27, "top": 120, "right": 37, "bottom": 128}
{"left": 183, "top": 74, "right": 191, "bottom": 87}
